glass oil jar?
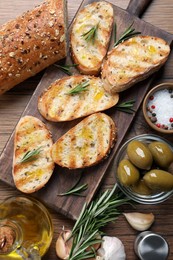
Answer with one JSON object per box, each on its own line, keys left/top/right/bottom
{"left": 0, "top": 196, "right": 53, "bottom": 259}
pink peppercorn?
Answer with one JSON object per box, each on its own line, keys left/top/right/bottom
{"left": 169, "top": 118, "right": 173, "bottom": 122}
{"left": 156, "top": 123, "right": 161, "bottom": 128}
{"left": 151, "top": 105, "right": 155, "bottom": 109}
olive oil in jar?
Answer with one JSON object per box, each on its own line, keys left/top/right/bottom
{"left": 0, "top": 196, "right": 53, "bottom": 259}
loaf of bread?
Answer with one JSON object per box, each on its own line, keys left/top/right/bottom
{"left": 0, "top": 0, "right": 67, "bottom": 95}
{"left": 70, "top": 1, "right": 113, "bottom": 75}
{"left": 13, "top": 115, "right": 55, "bottom": 193}
{"left": 38, "top": 75, "right": 119, "bottom": 122}
{"left": 51, "top": 112, "right": 117, "bottom": 169}
{"left": 101, "top": 36, "right": 170, "bottom": 93}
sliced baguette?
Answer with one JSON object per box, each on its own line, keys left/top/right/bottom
{"left": 13, "top": 115, "right": 54, "bottom": 193}
{"left": 38, "top": 75, "right": 119, "bottom": 122}
{"left": 70, "top": 1, "right": 113, "bottom": 75}
{"left": 101, "top": 36, "right": 170, "bottom": 93}
{"left": 51, "top": 113, "right": 116, "bottom": 169}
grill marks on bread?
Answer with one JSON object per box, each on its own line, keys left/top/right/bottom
{"left": 38, "top": 75, "right": 119, "bottom": 122}
{"left": 51, "top": 113, "right": 117, "bottom": 169}
{"left": 70, "top": 1, "right": 113, "bottom": 75}
{"left": 13, "top": 116, "right": 54, "bottom": 193}
{"left": 101, "top": 36, "right": 170, "bottom": 93}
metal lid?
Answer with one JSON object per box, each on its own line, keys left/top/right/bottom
{"left": 134, "top": 231, "right": 169, "bottom": 260}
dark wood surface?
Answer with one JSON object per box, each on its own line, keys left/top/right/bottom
{"left": 1, "top": 0, "right": 173, "bottom": 259}
{"left": 0, "top": 0, "right": 173, "bottom": 221}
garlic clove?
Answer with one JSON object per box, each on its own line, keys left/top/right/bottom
{"left": 97, "top": 236, "right": 126, "bottom": 260}
{"left": 55, "top": 229, "right": 73, "bottom": 260}
{"left": 123, "top": 212, "right": 155, "bottom": 231}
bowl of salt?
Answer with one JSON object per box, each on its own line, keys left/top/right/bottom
{"left": 143, "top": 83, "right": 173, "bottom": 134}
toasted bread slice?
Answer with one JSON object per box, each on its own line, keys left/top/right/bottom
{"left": 38, "top": 75, "right": 119, "bottom": 122}
{"left": 101, "top": 36, "right": 170, "bottom": 93}
{"left": 51, "top": 113, "right": 116, "bottom": 169}
{"left": 13, "top": 116, "right": 54, "bottom": 193}
{"left": 70, "top": 1, "right": 113, "bottom": 75}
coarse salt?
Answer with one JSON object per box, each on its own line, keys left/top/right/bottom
{"left": 147, "top": 88, "right": 173, "bottom": 130}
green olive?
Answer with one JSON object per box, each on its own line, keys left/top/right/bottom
{"left": 131, "top": 179, "right": 153, "bottom": 195}
{"left": 148, "top": 141, "right": 173, "bottom": 168}
{"left": 117, "top": 159, "right": 140, "bottom": 186}
{"left": 143, "top": 169, "right": 173, "bottom": 191}
{"left": 127, "top": 140, "right": 153, "bottom": 170}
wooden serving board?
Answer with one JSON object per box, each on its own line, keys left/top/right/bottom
{"left": 0, "top": 0, "right": 173, "bottom": 220}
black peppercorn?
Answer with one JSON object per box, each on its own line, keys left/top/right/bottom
{"left": 150, "top": 117, "right": 157, "bottom": 123}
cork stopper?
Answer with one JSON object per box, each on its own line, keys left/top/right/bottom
{"left": 0, "top": 226, "right": 16, "bottom": 253}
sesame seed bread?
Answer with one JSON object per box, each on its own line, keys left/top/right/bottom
{"left": 38, "top": 75, "right": 119, "bottom": 122}
{"left": 0, "top": 0, "right": 67, "bottom": 95}
{"left": 70, "top": 1, "right": 113, "bottom": 75}
{"left": 13, "top": 115, "right": 55, "bottom": 193}
{"left": 101, "top": 36, "right": 170, "bottom": 93}
{"left": 51, "top": 112, "right": 117, "bottom": 169}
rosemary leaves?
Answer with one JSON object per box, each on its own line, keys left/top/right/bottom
{"left": 115, "top": 100, "right": 136, "bottom": 114}
{"left": 19, "top": 147, "right": 42, "bottom": 163}
{"left": 81, "top": 24, "right": 99, "bottom": 43}
{"left": 66, "top": 80, "right": 90, "bottom": 95}
{"left": 67, "top": 185, "right": 129, "bottom": 260}
{"left": 59, "top": 176, "right": 88, "bottom": 196}
{"left": 114, "top": 22, "right": 141, "bottom": 47}
{"left": 54, "top": 64, "right": 78, "bottom": 76}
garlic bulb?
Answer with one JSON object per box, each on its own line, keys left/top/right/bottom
{"left": 55, "top": 229, "right": 73, "bottom": 260}
{"left": 123, "top": 212, "right": 155, "bottom": 231}
{"left": 97, "top": 236, "right": 126, "bottom": 260}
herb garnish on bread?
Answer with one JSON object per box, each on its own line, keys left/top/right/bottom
{"left": 70, "top": 1, "right": 114, "bottom": 75}
{"left": 51, "top": 113, "right": 117, "bottom": 169}
{"left": 101, "top": 35, "right": 170, "bottom": 93}
{"left": 13, "top": 116, "right": 54, "bottom": 193}
{"left": 38, "top": 75, "right": 119, "bottom": 122}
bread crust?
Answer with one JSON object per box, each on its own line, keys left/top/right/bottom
{"left": 0, "top": 0, "right": 67, "bottom": 94}
{"left": 101, "top": 36, "right": 170, "bottom": 93}
{"left": 38, "top": 75, "right": 119, "bottom": 122}
{"left": 13, "top": 115, "right": 54, "bottom": 193}
{"left": 70, "top": 1, "right": 113, "bottom": 75}
{"left": 51, "top": 112, "right": 117, "bottom": 169}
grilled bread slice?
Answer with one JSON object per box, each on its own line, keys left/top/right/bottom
{"left": 51, "top": 113, "right": 116, "bottom": 169}
{"left": 13, "top": 115, "right": 54, "bottom": 193}
{"left": 38, "top": 75, "right": 119, "bottom": 122}
{"left": 70, "top": 1, "right": 113, "bottom": 75}
{"left": 101, "top": 36, "right": 170, "bottom": 93}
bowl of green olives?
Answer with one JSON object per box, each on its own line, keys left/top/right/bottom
{"left": 113, "top": 134, "right": 173, "bottom": 204}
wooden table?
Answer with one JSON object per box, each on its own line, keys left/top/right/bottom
{"left": 1, "top": 0, "right": 173, "bottom": 259}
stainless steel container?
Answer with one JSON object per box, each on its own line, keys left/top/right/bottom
{"left": 134, "top": 231, "right": 169, "bottom": 260}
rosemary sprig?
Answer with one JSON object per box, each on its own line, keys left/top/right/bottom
{"left": 115, "top": 99, "right": 136, "bottom": 114}
{"left": 81, "top": 24, "right": 99, "bottom": 43}
{"left": 114, "top": 22, "right": 141, "bottom": 47}
{"left": 59, "top": 177, "right": 88, "bottom": 196}
{"left": 68, "top": 185, "right": 130, "bottom": 260}
{"left": 66, "top": 80, "right": 90, "bottom": 95}
{"left": 54, "top": 64, "right": 78, "bottom": 75}
{"left": 19, "top": 147, "right": 42, "bottom": 163}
